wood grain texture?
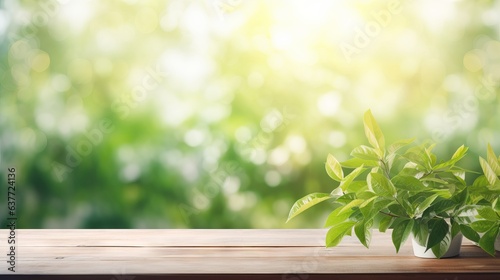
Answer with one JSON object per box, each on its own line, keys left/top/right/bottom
{"left": 1, "top": 229, "right": 328, "bottom": 247}
{"left": 0, "top": 229, "right": 499, "bottom": 278}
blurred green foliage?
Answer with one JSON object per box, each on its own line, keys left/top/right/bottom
{"left": 0, "top": 0, "right": 499, "bottom": 228}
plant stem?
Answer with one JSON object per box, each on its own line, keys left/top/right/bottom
{"left": 379, "top": 211, "right": 400, "bottom": 218}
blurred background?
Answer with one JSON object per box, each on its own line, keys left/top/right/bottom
{"left": 0, "top": 0, "right": 499, "bottom": 228}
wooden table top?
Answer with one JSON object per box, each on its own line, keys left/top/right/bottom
{"left": 0, "top": 229, "right": 499, "bottom": 279}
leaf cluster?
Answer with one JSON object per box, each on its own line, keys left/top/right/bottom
{"left": 287, "top": 110, "right": 497, "bottom": 258}
{"left": 467, "top": 144, "right": 500, "bottom": 256}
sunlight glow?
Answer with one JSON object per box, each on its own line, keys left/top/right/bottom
{"left": 59, "top": 1, "right": 95, "bottom": 32}
{"left": 317, "top": 92, "right": 342, "bottom": 117}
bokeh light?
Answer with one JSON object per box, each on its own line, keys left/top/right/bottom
{"left": 0, "top": 0, "right": 499, "bottom": 229}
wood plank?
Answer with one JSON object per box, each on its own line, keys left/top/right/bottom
{"left": 3, "top": 252, "right": 500, "bottom": 274}
{"left": 3, "top": 242, "right": 488, "bottom": 260}
{"left": 3, "top": 245, "right": 413, "bottom": 260}
{"left": 0, "top": 229, "right": 478, "bottom": 247}
{"left": 0, "top": 229, "right": 328, "bottom": 247}
{"left": 3, "top": 245, "right": 497, "bottom": 262}
{"left": 3, "top": 249, "right": 500, "bottom": 274}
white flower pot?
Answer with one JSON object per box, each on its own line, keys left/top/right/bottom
{"left": 412, "top": 234, "right": 463, "bottom": 258}
{"left": 496, "top": 235, "right": 500, "bottom": 251}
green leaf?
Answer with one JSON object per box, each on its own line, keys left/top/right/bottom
{"left": 388, "top": 138, "right": 415, "bottom": 155}
{"left": 479, "top": 157, "right": 498, "bottom": 186}
{"left": 325, "top": 221, "right": 356, "bottom": 247}
{"left": 460, "top": 225, "right": 480, "bottom": 243}
{"left": 431, "top": 189, "right": 453, "bottom": 199}
{"left": 385, "top": 153, "right": 397, "bottom": 172}
{"left": 426, "top": 218, "right": 449, "bottom": 251}
{"left": 452, "top": 145, "right": 469, "bottom": 161}
{"left": 471, "top": 220, "right": 496, "bottom": 233}
{"left": 349, "top": 210, "right": 364, "bottom": 223}
{"left": 324, "top": 199, "right": 364, "bottom": 227}
{"left": 415, "top": 194, "right": 439, "bottom": 216}
{"left": 363, "top": 110, "right": 385, "bottom": 154}
{"left": 368, "top": 173, "right": 396, "bottom": 197}
{"left": 378, "top": 215, "right": 394, "bottom": 232}
{"left": 326, "top": 154, "right": 344, "bottom": 182}
{"left": 341, "top": 158, "right": 379, "bottom": 168}
{"left": 426, "top": 143, "right": 437, "bottom": 167}
{"left": 434, "top": 145, "right": 468, "bottom": 170}
{"left": 357, "top": 190, "right": 377, "bottom": 200}
{"left": 369, "top": 198, "right": 395, "bottom": 220}
{"left": 339, "top": 165, "right": 366, "bottom": 192}
{"left": 489, "top": 181, "right": 500, "bottom": 191}
{"left": 287, "top": 193, "right": 332, "bottom": 222}
{"left": 477, "top": 206, "right": 500, "bottom": 221}
{"left": 351, "top": 145, "right": 381, "bottom": 161}
{"left": 453, "top": 171, "right": 467, "bottom": 184}
{"left": 359, "top": 196, "right": 376, "bottom": 217}
{"left": 487, "top": 143, "right": 500, "bottom": 176}
{"left": 420, "top": 177, "right": 449, "bottom": 185}
{"left": 373, "top": 197, "right": 394, "bottom": 210}
{"left": 337, "top": 193, "right": 357, "bottom": 204}
{"left": 451, "top": 188, "right": 468, "bottom": 205}
{"left": 324, "top": 206, "right": 352, "bottom": 227}
{"left": 454, "top": 205, "right": 477, "bottom": 225}
{"left": 494, "top": 198, "right": 500, "bottom": 213}
{"left": 339, "top": 199, "right": 365, "bottom": 215}
{"left": 345, "top": 181, "right": 368, "bottom": 194}
{"left": 451, "top": 219, "right": 460, "bottom": 238}
{"left": 424, "top": 200, "right": 457, "bottom": 217}
{"left": 392, "top": 175, "right": 426, "bottom": 192}
{"left": 392, "top": 219, "right": 414, "bottom": 253}
{"left": 399, "top": 165, "right": 424, "bottom": 177}
{"left": 472, "top": 174, "right": 489, "bottom": 189}
{"left": 430, "top": 230, "right": 452, "bottom": 259}
{"left": 412, "top": 220, "right": 429, "bottom": 246}
{"left": 355, "top": 220, "right": 373, "bottom": 248}
{"left": 399, "top": 194, "right": 415, "bottom": 216}
{"left": 478, "top": 225, "right": 500, "bottom": 256}
{"left": 404, "top": 146, "right": 432, "bottom": 171}
{"left": 388, "top": 204, "right": 408, "bottom": 217}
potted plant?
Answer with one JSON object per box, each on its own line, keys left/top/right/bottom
{"left": 467, "top": 144, "right": 500, "bottom": 255}
{"left": 287, "top": 110, "right": 479, "bottom": 258}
